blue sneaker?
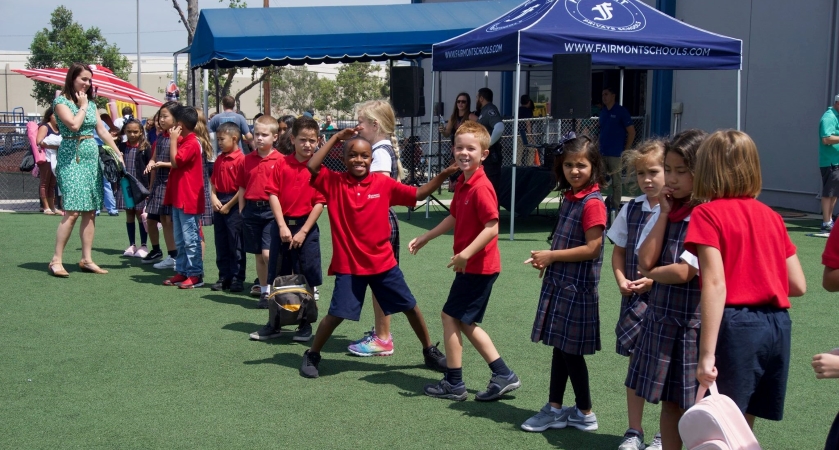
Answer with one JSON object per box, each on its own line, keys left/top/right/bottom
{"left": 424, "top": 379, "right": 467, "bottom": 401}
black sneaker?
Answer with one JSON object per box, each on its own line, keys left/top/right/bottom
{"left": 141, "top": 248, "right": 163, "bottom": 264}
{"left": 475, "top": 372, "right": 522, "bottom": 401}
{"left": 423, "top": 342, "right": 447, "bottom": 373}
{"left": 229, "top": 281, "right": 244, "bottom": 293}
{"left": 256, "top": 292, "right": 269, "bottom": 309}
{"left": 210, "top": 280, "right": 228, "bottom": 291}
{"left": 293, "top": 322, "right": 313, "bottom": 342}
{"left": 424, "top": 379, "right": 467, "bottom": 401}
{"left": 300, "top": 349, "right": 321, "bottom": 378}
{"left": 249, "top": 322, "right": 283, "bottom": 341}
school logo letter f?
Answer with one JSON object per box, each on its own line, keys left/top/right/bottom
{"left": 592, "top": 2, "right": 614, "bottom": 21}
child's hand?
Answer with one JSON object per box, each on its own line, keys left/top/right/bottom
{"left": 170, "top": 125, "right": 182, "bottom": 140}
{"left": 144, "top": 161, "right": 156, "bottom": 174}
{"left": 441, "top": 161, "right": 459, "bottom": 176}
{"left": 334, "top": 127, "right": 360, "bottom": 141}
{"left": 408, "top": 235, "right": 428, "bottom": 255}
{"left": 219, "top": 204, "right": 230, "bottom": 215}
{"left": 658, "top": 186, "right": 674, "bottom": 214}
{"left": 279, "top": 224, "right": 293, "bottom": 243}
{"left": 812, "top": 352, "right": 839, "bottom": 379}
{"left": 212, "top": 197, "right": 223, "bottom": 212}
{"left": 628, "top": 277, "right": 653, "bottom": 294}
{"left": 617, "top": 279, "right": 633, "bottom": 296}
{"left": 696, "top": 355, "right": 717, "bottom": 387}
{"left": 447, "top": 253, "right": 468, "bottom": 272}
{"left": 291, "top": 230, "right": 307, "bottom": 249}
{"left": 524, "top": 250, "right": 551, "bottom": 278}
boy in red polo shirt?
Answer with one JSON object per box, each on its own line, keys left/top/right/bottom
{"left": 162, "top": 106, "right": 206, "bottom": 289}
{"left": 249, "top": 116, "right": 325, "bottom": 342}
{"left": 237, "top": 115, "right": 280, "bottom": 308}
{"left": 409, "top": 121, "right": 519, "bottom": 401}
{"left": 209, "top": 122, "right": 246, "bottom": 293}
{"left": 299, "top": 129, "right": 457, "bottom": 378}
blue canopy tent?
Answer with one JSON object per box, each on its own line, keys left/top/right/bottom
{"left": 430, "top": 0, "right": 742, "bottom": 239}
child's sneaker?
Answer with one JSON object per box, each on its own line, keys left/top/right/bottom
{"left": 567, "top": 406, "right": 598, "bottom": 431}
{"left": 300, "top": 349, "right": 321, "bottom": 378}
{"left": 123, "top": 245, "right": 137, "bottom": 257}
{"left": 823, "top": 221, "right": 835, "bottom": 232}
{"left": 141, "top": 248, "right": 163, "bottom": 264}
{"left": 646, "top": 433, "right": 662, "bottom": 450}
{"left": 163, "top": 274, "right": 188, "bottom": 286}
{"left": 348, "top": 332, "right": 394, "bottom": 356}
{"left": 249, "top": 322, "right": 283, "bottom": 341}
{"left": 133, "top": 245, "right": 149, "bottom": 258}
{"left": 313, "top": 286, "right": 319, "bottom": 301}
{"left": 618, "top": 429, "right": 645, "bottom": 450}
{"left": 153, "top": 255, "right": 176, "bottom": 270}
{"left": 293, "top": 322, "right": 313, "bottom": 342}
{"left": 423, "top": 343, "right": 447, "bottom": 372}
{"left": 424, "top": 379, "right": 467, "bottom": 401}
{"left": 178, "top": 276, "right": 204, "bottom": 289}
{"left": 521, "top": 404, "right": 569, "bottom": 432}
{"left": 475, "top": 372, "right": 521, "bottom": 401}
{"left": 256, "top": 292, "right": 269, "bottom": 309}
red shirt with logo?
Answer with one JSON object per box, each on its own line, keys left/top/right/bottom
{"left": 163, "top": 132, "right": 205, "bottom": 214}
{"left": 265, "top": 154, "right": 326, "bottom": 217}
{"left": 237, "top": 149, "right": 281, "bottom": 201}
{"left": 211, "top": 148, "right": 244, "bottom": 194}
{"left": 312, "top": 168, "right": 416, "bottom": 275}
{"left": 450, "top": 167, "right": 500, "bottom": 274}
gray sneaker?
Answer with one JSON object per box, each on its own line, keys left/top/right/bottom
{"left": 618, "top": 429, "right": 645, "bottom": 450}
{"left": 521, "top": 403, "right": 569, "bottom": 432}
{"left": 567, "top": 406, "right": 598, "bottom": 431}
{"left": 153, "top": 255, "right": 176, "bottom": 270}
{"left": 647, "top": 433, "right": 662, "bottom": 450}
{"left": 475, "top": 372, "right": 521, "bottom": 401}
{"left": 424, "top": 379, "right": 467, "bottom": 401}
{"left": 249, "top": 322, "right": 282, "bottom": 341}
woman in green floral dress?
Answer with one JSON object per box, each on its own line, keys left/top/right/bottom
{"left": 48, "top": 63, "right": 123, "bottom": 277}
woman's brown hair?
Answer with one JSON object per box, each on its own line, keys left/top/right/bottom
{"left": 62, "top": 63, "right": 94, "bottom": 104}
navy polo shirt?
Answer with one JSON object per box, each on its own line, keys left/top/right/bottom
{"left": 598, "top": 104, "right": 632, "bottom": 157}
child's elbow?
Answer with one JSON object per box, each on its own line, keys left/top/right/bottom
{"left": 791, "top": 281, "right": 807, "bottom": 297}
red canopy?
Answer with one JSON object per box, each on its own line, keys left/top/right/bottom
{"left": 13, "top": 65, "right": 163, "bottom": 107}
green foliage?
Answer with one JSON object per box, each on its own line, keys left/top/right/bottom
{"left": 26, "top": 6, "right": 131, "bottom": 108}
{"left": 270, "top": 67, "right": 336, "bottom": 115}
{"left": 333, "top": 62, "right": 388, "bottom": 116}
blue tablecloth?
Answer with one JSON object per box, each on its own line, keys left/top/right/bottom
{"left": 497, "top": 166, "right": 556, "bottom": 217}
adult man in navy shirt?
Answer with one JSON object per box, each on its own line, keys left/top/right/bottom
{"left": 208, "top": 95, "right": 253, "bottom": 154}
{"left": 598, "top": 87, "right": 635, "bottom": 211}
{"left": 473, "top": 87, "right": 504, "bottom": 194}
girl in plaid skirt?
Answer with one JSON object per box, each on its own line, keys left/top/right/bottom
{"left": 521, "top": 134, "right": 607, "bottom": 433}
{"left": 628, "top": 129, "right": 706, "bottom": 450}
{"left": 116, "top": 120, "right": 151, "bottom": 258}
{"left": 607, "top": 140, "right": 666, "bottom": 450}
{"left": 142, "top": 102, "right": 179, "bottom": 265}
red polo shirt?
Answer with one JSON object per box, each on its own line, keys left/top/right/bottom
{"left": 163, "top": 132, "right": 205, "bottom": 214}
{"left": 450, "top": 167, "right": 500, "bottom": 274}
{"left": 265, "top": 154, "right": 325, "bottom": 217}
{"left": 211, "top": 148, "right": 244, "bottom": 194}
{"left": 565, "top": 183, "right": 607, "bottom": 231}
{"left": 312, "top": 168, "right": 417, "bottom": 275}
{"left": 237, "top": 149, "right": 280, "bottom": 201}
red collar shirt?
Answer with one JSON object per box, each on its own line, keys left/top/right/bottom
{"left": 237, "top": 149, "right": 281, "bottom": 201}
{"left": 211, "top": 148, "right": 244, "bottom": 194}
{"left": 450, "top": 167, "right": 501, "bottom": 274}
{"left": 164, "top": 133, "right": 205, "bottom": 214}
{"left": 312, "top": 168, "right": 417, "bottom": 275}
{"left": 265, "top": 154, "right": 326, "bottom": 217}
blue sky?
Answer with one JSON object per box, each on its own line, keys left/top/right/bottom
{"left": 0, "top": 0, "right": 409, "bottom": 54}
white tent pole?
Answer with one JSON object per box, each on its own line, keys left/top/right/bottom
{"left": 619, "top": 68, "right": 625, "bottom": 105}
{"left": 203, "top": 69, "right": 209, "bottom": 117}
{"left": 427, "top": 69, "right": 436, "bottom": 218}
{"left": 510, "top": 63, "right": 521, "bottom": 240}
{"left": 737, "top": 69, "right": 741, "bottom": 130}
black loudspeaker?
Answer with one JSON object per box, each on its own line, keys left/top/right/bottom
{"left": 550, "top": 54, "right": 592, "bottom": 119}
{"left": 391, "top": 66, "right": 426, "bottom": 118}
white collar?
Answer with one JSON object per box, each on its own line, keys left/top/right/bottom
{"left": 633, "top": 194, "right": 659, "bottom": 213}
{"left": 372, "top": 139, "right": 392, "bottom": 150}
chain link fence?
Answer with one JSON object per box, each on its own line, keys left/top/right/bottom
{"left": 0, "top": 126, "right": 40, "bottom": 212}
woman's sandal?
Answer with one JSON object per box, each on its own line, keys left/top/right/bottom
{"left": 48, "top": 263, "right": 69, "bottom": 278}
{"left": 78, "top": 260, "right": 108, "bottom": 274}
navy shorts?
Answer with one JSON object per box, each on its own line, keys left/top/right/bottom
{"left": 328, "top": 266, "right": 417, "bottom": 321}
{"left": 268, "top": 218, "right": 323, "bottom": 287}
{"left": 714, "top": 306, "right": 791, "bottom": 421}
{"left": 242, "top": 201, "right": 274, "bottom": 254}
{"left": 442, "top": 272, "right": 499, "bottom": 325}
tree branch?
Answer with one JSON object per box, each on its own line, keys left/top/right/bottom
{"left": 221, "top": 68, "right": 237, "bottom": 98}
{"left": 234, "top": 71, "right": 269, "bottom": 111}
{"left": 172, "top": 0, "right": 194, "bottom": 38}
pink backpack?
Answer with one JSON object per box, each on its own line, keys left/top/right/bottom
{"left": 26, "top": 121, "right": 47, "bottom": 164}
{"left": 679, "top": 382, "right": 761, "bottom": 450}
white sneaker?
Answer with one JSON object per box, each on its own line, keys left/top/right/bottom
{"left": 646, "top": 433, "right": 662, "bottom": 450}
{"left": 133, "top": 245, "right": 149, "bottom": 258}
{"left": 153, "top": 255, "right": 176, "bottom": 269}
{"left": 566, "top": 406, "right": 598, "bottom": 431}
{"left": 618, "top": 429, "right": 645, "bottom": 450}
{"left": 123, "top": 245, "right": 137, "bottom": 257}
{"left": 313, "top": 286, "right": 319, "bottom": 301}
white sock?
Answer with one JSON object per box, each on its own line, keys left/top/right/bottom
{"left": 260, "top": 285, "right": 269, "bottom": 294}
{"left": 550, "top": 406, "right": 563, "bottom": 414}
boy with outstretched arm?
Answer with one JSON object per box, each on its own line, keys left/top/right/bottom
{"left": 249, "top": 117, "right": 325, "bottom": 342}
{"left": 409, "top": 121, "right": 520, "bottom": 401}
{"left": 300, "top": 128, "right": 457, "bottom": 378}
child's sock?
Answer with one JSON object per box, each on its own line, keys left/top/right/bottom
{"left": 550, "top": 406, "right": 564, "bottom": 414}
{"left": 152, "top": 244, "right": 161, "bottom": 252}
{"left": 138, "top": 221, "right": 148, "bottom": 246}
{"left": 260, "top": 285, "right": 270, "bottom": 294}
{"left": 445, "top": 367, "right": 463, "bottom": 385}
{"left": 168, "top": 250, "right": 177, "bottom": 258}
{"left": 488, "top": 357, "right": 512, "bottom": 377}
{"left": 126, "top": 222, "right": 136, "bottom": 246}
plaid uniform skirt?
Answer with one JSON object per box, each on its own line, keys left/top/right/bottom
{"left": 625, "top": 316, "right": 699, "bottom": 410}
{"left": 388, "top": 207, "right": 400, "bottom": 264}
{"left": 145, "top": 170, "right": 170, "bottom": 216}
{"left": 115, "top": 147, "right": 147, "bottom": 212}
{"left": 531, "top": 278, "right": 601, "bottom": 355}
{"left": 615, "top": 293, "right": 649, "bottom": 357}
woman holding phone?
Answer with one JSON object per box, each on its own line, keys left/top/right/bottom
{"left": 47, "top": 63, "right": 122, "bottom": 277}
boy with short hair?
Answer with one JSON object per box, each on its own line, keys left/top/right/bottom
{"left": 209, "top": 122, "right": 246, "bottom": 292}
{"left": 249, "top": 116, "right": 325, "bottom": 342}
{"left": 163, "top": 106, "right": 206, "bottom": 289}
{"left": 408, "top": 121, "right": 519, "bottom": 401}
{"left": 300, "top": 129, "right": 457, "bottom": 378}
{"left": 238, "top": 115, "right": 281, "bottom": 307}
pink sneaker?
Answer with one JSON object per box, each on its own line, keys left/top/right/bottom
{"left": 133, "top": 245, "right": 149, "bottom": 258}
{"left": 348, "top": 330, "right": 394, "bottom": 356}
{"left": 123, "top": 245, "right": 137, "bottom": 257}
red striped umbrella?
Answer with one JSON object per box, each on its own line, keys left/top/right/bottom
{"left": 13, "top": 64, "right": 163, "bottom": 107}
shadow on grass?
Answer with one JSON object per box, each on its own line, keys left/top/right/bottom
{"left": 447, "top": 401, "right": 621, "bottom": 448}
{"left": 203, "top": 293, "right": 261, "bottom": 309}
{"left": 360, "top": 370, "right": 439, "bottom": 398}
{"left": 245, "top": 349, "right": 435, "bottom": 380}
{"left": 222, "top": 321, "right": 264, "bottom": 334}
{"left": 92, "top": 247, "right": 127, "bottom": 256}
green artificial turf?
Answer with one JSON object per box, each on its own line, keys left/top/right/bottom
{"left": 1, "top": 207, "right": 837, "bottom": 449}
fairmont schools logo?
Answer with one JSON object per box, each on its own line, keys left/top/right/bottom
{"left": 565, "top": 0, "right": 646, "bottom": 32}
{"left": 486, "top": 0, "right": 555, "bottom": 33}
